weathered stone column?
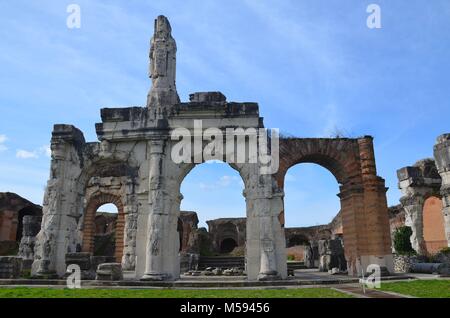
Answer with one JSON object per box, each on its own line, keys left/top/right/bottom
{"left": 434, "top": 134, "right": 450, "bottom": 248}
{"left": 122, "top": 187, "right": 138, "bottom": 270}
{"left": 18, "top": 215, "right": 42, "bottom": 270}
{"left": 400, "top": 194, "right": 426, "bottom": 254}
{"left": 397, "top": 165, "right": 433, "bottom": 255}
{"left": 257, "top": 214, "right": 280, "bottom": 281}
{"left": 245, "top": 170, "right": 285, "bottom": 281}
{"left": 142, "top": 139, "right": 169, "bottom": 281}
{"left": 32, "top": 125, "right": 85, "bottom": 278}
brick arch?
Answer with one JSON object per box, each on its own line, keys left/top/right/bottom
{"left": 423, "top": 196, "right": 447, "bottom": 254}
{"left": 275, "top": 137, "right": 362, "bottom": 228}
{"left": 276, "top": 136, "right": 393, "bottom": 275}
{"left": 81, "top": 193, "right": 125, "bottom": 262}
{"left": 276, "top": 138, "right": 362, "bottom": 188}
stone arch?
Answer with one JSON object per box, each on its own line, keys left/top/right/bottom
{"left": 175, "top": 160, "right": 248, "bottom": 253}
{"left": 81, "top": 193, "right": 125, "bottom": 262}
{"left": 146, "top": 151, "right": 286, "bottom": 281}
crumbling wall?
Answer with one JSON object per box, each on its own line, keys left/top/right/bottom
{"left": 0, "top": 192, "right": 42, "bottom": 242}
{"left": 397, "top": 158, "right": 443, "bottom": 254}
{"left": 207, "top": 218, "right": 246, "bottom": 254}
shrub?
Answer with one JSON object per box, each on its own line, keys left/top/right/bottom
{"left": 287, "top": 254, "right": 295, "bottom": 261}
{"left": 393, "top": 226, "right": 416, "bottom": 255}
{"left": 440, "top": 246, "right": 450, "bottom": 255}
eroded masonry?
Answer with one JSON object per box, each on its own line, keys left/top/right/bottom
{"left": 23, "top": 16, "right": 399, "bottom": 281}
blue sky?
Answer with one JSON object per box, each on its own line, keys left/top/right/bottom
{"left": 0, "top": 1, "right": 449, "bottom": 228}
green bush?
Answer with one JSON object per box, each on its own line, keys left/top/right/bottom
{"left": 393, "top": 226, "right": 416, "bottom": 255}
{"left": 440, "top": 246, "right": 450, "bottom": 255}
{"left": 287, "top": 254, "right": 295, "bottom": 261}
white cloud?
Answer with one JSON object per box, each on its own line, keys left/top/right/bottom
{"left": 199, "top": 175, "right": 243, "bottom": 191}
{"left": 16, "top": 149, "right": 38, "bottom": 159}
{"left": 0, "top": 134, "right": 7, "bottom": 152}
{"left": 15, "top": 144, "right": 51, "bottom": 159}
{"left": 39, "top": 145, "right": 51, "bottom": 157}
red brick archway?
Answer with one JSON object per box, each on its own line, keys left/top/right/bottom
{"left": 423, "top": 196, "right": 447, "bottom": 254}
{"left": 275, "top": 137, "right": 392, "bottom": 274}
{"left": 82, "top": 193, "right": 125, "bottom": 262}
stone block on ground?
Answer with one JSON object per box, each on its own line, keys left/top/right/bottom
{"left": 0, "top": 256, "right": 23, "bottom": 279}
{"left": 410, "top": 263, "right": 444, "bottom": 274}
{"left": 95, "top": 263, "right": 123, "bottom": 281}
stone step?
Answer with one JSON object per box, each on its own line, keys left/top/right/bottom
{"left": 198, "top": 256, "right": 245, "bottom": 270}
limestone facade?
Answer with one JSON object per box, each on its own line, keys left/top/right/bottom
{"left": 31, "top": 15, "right": 393, "bottom": 280}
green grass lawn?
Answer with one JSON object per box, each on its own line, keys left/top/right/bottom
{"left": 0, "top": 287, "right": 351, "bottom": 298}
{"left": 380, "top": 279, "right": 450, "bottom": 298}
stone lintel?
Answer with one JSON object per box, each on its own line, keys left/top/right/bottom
{"left": 189, "top": 91, "right": 226, "bottom": 103}
{"left": 397, "top": 166, "right": 420, "bottom": 182}
{"left": 100, "top": 107, "right": 147, "bottom": 122}
{"left": 52, "top": 124, "right": 86, "bottom": 145}
{"left": 173, "top": 101, "right": 260, "bottom": 117}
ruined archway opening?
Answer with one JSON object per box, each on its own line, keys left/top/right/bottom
{"left": 82, "top": 197, "right": 125, "bottom": 263}
{"left": 220, "top": 238, "right": 238, "bottom": 253}
{"left": 283, "top": 163, "right": 346, "bottom": 276}
{"left": 93, "top": 203, "right": 118, "bottom": 258}
{"left": 15, "top": 206, "right": 40, "bottom": 242}
{"left": 423, "top": 196, "right": 447, "bottom": 255}
{"left": 179, "top": 161, "right": 246, "bottom": 275}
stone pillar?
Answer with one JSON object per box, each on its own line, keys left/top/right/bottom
{"left": 434, "top": 134, "right": 450, "bottom": 248}
{"left": 397, "top": 163, "right": 437, "bottom": 255}
{"left": 400, "top": 194, "right": 426, "bottom": 254}
{"left": 357, "top": 137, "right": 393, "bottom": 274}
{"left": 338, "top": 182, "right": 365, "bottom": 275}
{"left": 31, "top": 125, "right": 85, "bottom": 278}
{"left": 245, "top": 171, "right": 285, "bottom": 281}
{"left": 18, "top": 215, "right": 42, "bottom": 270}
{"left": 257, "top": 215, "right": 279, "bottom": 281}
{"left": 122, "top": 194, "right": 138, "bottom": 270}
{"left": 142, "top": 139, "right": 170, "bottom": 281}
{"left": 243, "top": 169, "right": 286, "bottom": 281}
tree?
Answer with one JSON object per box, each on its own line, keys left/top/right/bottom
{"left": 393, "top": 226, "right": 415, "bottom": 255}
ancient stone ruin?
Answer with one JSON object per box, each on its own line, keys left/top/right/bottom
{"left": 9, "top": 15, "right": 397, "bottom": 281}
{"left": 0, "top": 192, "right": 42, "bottom": 256}
{"left": 394, "top": 135, "right": 450, "bottom": 256}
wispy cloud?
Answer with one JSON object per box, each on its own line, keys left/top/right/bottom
{"left": 16, "top": 149, "right": 39, "bottom": 159}
{"left": 40, "top": 145, "right": 51, "bottom": 157}
{"left": 199, "top": 175, "right": 243, "bottom": 190}
{"left": 0, "top": 134, "right": 7, "bottom": 152}
{"left": 16, "top": 145, "right": 51, "bottom": 159}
